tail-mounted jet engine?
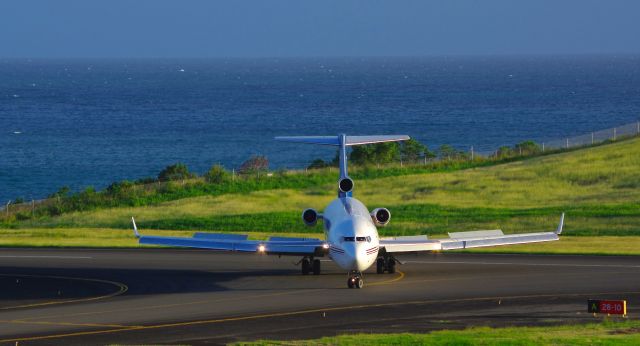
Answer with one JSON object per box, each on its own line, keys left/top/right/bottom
{"left": 302, "top": 208, "right": 322, "bottom": 226}
{"left": 338, "top": 178, "right": 354, "bottom": 193}
{"left": 370, "top": 208, "right": 391, "bottom": 227}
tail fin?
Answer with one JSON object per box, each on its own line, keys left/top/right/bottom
{"left": 275, "top": 134, "right": 409, "bottom": 197}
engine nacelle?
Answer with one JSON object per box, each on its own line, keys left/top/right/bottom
{"left": 370, "top": 208, "right": 391, "bottom": 227}
{"left": 302, "top": 208, "right": 322, "bottom": 226}
{"left": 338, "top": 177, "right": 354, "bottom": 193}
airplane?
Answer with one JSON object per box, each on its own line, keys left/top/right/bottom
{"left": 131, "top": 134, "right": 564, "bottom": 289}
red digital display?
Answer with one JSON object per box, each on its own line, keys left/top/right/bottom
{"left": 588, "top": 299, "right": 627, "bottom": 315}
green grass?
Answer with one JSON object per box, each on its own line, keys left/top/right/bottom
{"left": 234, "top": 320, "right": 640, "bottom": 345}
{"left": 1, "top": 136, "right": 639, "bottom": 248}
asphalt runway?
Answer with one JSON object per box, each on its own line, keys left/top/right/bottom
{"left": 1, "top": 248, "right": 639, "bottom": 345}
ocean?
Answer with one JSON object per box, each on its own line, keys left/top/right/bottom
{"left": 1, "top": 56, "right": 639, "bottom": 201}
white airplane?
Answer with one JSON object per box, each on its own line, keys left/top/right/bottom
{"left": 132, "top": 134, "right": 564, "bottom": 289}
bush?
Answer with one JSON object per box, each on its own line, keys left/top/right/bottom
{"left": 204, "top": 164, "right": 230, "bottom": 184}
{"left": 351, "top": 142, "right": 400, "bottom": 165}
{"left": 515, "top": 140, "right": 542, "bottom": 155}
{"left": 158, "top": 163, "right": 194, "bottom": 182}
{"left": 238, "top": 155, "right": 269, "bottom": 175}
{"left": 307, "top": 159, "right": 329, "bottom": 170}
{"left": 401, "top": 138, "right": 434, "bottom": 162}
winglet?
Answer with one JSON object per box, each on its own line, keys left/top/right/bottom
{"left": 555, "top": 213, "right": 565, "bottom": 235}
{"left": 131, "top": 217, "right": 140, "bottom": 238}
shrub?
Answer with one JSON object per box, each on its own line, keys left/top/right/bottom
{"left": 515, "top": 140, "right": 542, "bottom": 156}
{"left": 158, "top": 163, "right": 194, "bottom": 182}
{"left": 238, "top": 155, "right": 269, "bottom": 175}
{"left": 307, "top": 159, "right": 329, "bottom": 170}
{"left": 204, "top": 164, "right": 230, "bottom": 184}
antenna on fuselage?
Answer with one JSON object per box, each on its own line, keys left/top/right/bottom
{"left": 275, "top": 134, "right": 410, "bottom": 198}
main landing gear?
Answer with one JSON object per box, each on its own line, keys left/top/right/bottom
{"left": 376, "top": 256, "right": 396, "bottom": 274}
{"left": 301, "top": 257, "right": 321, "bottom": 275}
{"left": 347, "top": 270, "right": 364, "bottom": 289}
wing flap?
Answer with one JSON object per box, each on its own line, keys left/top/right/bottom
{"left": 440, "top": 232, "right": 559, "bottom": 250}
{"left": 193, "top": 233, "right": 249, "bottom": 240}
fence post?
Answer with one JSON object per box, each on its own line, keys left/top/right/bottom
{"left": 5, "top": 201, "right": 9, "bottom": 217}
{"left": 31, "top": 199, "right": 35, "bottom": 217}
{"left": 613, "top": 128, "right": 617, "bottom": 141}
{"left": 424, "top": 155, "right": 427, "bottom": 165}
{"left": 566, "top": 138, "right": 569, "bottom": 149}
{"left": 232, "top": 169, "right": 235, "bottom": 181}
{"left": 542, "top": 142, "right": 545, "bottom": 152}
{"left": 591, "top": 132, "right": 594, "bottom": 145}
{"left": 470, "top": 146, "right": 474, "bottom": 161}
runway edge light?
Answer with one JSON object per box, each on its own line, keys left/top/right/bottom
{"left": 588, "top": 299, "right": 627, "bottom": 317}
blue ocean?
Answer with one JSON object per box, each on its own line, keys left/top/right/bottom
{"left": 1, "top": 56, "right": 639, "bottom": 201}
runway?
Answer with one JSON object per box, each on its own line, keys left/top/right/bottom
{"left": 1, "top": 248, "right": 639, "bottom": 345}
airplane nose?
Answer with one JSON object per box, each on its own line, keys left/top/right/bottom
{"left": 344, "top": 243, "right": 370, "bottom": 271}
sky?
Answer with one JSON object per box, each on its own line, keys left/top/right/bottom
{"left": 1, "top": 0, "right": 639, "bottom": 58}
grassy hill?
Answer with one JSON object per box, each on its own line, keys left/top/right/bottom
{"left": 3, "top": 136, "right": 639, "bottom": 244}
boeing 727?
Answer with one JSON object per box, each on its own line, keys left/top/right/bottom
{"left": 132, "top": 134, "right": 564, "bottom": 288}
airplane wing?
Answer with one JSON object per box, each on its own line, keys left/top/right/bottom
{"left": 380, "top": 213, "right": 564, "bottom": 253}
{"left": 131, "top": 217, "right": 328, "bottom": 256}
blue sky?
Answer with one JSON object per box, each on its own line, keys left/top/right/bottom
{"left": 1, "top": 0, "right": 639, "bottom": 58}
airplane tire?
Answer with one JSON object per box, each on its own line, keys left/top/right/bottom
{"left": 387, "top": 259, "right": 396, "bottom": 274}
{"left": 347, "top": 277, "right": 354, "bottom": 288}
{"left": 312, "top": 259, "right": 321, "bottom": 275}
{"left": 301, "top": 258, "right": 310, "bottom": 275}
{"left": 355, "top": 277, "right": 364, "bottom": 289}
{"left": 376, "top": 258, "right": 385, "bottom": 274}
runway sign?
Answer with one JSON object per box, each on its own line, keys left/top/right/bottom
{"left": 588, "top": 299, "right": 627, "bottom": 315}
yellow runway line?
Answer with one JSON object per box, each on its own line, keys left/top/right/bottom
{"left": 4, "top": 289, "right": 639, "bottom": 343}
{"left": 22, "top": 271, "right": 405, "bottom": 322}
{"left": 0, "top": 274, "right": 128, "bottom": 310}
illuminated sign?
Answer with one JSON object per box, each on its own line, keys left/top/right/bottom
{"left": 588, "top": 299, "right": 627, "bottom": 315}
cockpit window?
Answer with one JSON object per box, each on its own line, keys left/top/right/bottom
{"left": 343, "top": 237, "right": 355, "bottom": 242}
{"left": 356, "top": 236, "right": 366, "bottom": 241}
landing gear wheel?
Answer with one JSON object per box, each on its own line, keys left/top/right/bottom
{"left": 347, "top": 271, "right": 364, "bottom": 289}
{"left": 376, "top": 258, "right": 385, "bottom": 274}
{"left": 354, "top": 277, "right": 364, "bottom": 289}
{"left": 312, "top": 259, "right": 321, "bottom": 275}
{"left": 387, "top": 258, "right": 396, "bottom": 274}
{"left": 301, "top": 258, "right": 310, "bottom": 275}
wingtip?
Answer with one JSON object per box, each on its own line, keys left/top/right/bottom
{"left": 131, "top": 216, "right": 140, "bottom": 238}
{"left": 556, "top": 212, "right": 565, "bottom": 235}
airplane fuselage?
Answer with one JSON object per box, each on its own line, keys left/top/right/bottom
{"left": 323, "top": 197, "right": 380, "bottom": 272}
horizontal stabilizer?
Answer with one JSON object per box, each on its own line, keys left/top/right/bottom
{"left": 274, "top": 135, "right": 409, "bottom": 146}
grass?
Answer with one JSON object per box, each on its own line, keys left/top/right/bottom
{"left": 234, "top": 320, "right": 640, "bottom": 345}
{"left": 1, "top": 136, "right": 639, "bottom": 249}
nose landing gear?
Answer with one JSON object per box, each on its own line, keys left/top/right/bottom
{"left": 347, "top": 270, "right": 363, "bottom": 289}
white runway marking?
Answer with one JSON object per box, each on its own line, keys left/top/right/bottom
{"left": 0, "top": 255, "right": 92, "bottom": 259}
{"left": 404, "top": 260, "right": 640, "bottom": 269}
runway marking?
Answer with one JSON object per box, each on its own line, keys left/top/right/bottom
{"left": 368, "top": 270, "right": 404, "bottom": 286}
{"left": 20, "top": 288, "right": 325, "bottom": 322}
{"left": 404, "top": 260, "right": 640, "bottom": 269}
{"left": 0, "top": 274, "right": 128, "bottom": 310}
{"left": 2, "top": 289, "right": 640, "bottom": 343}
{"left": 0, "top": 255, "right": 92, "bottom": 259}
{"left": 0, "top": 319, "right": 136, "bottom": 328}
{"left": 22, "top": 271, "right": 405, "bottom": 322}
